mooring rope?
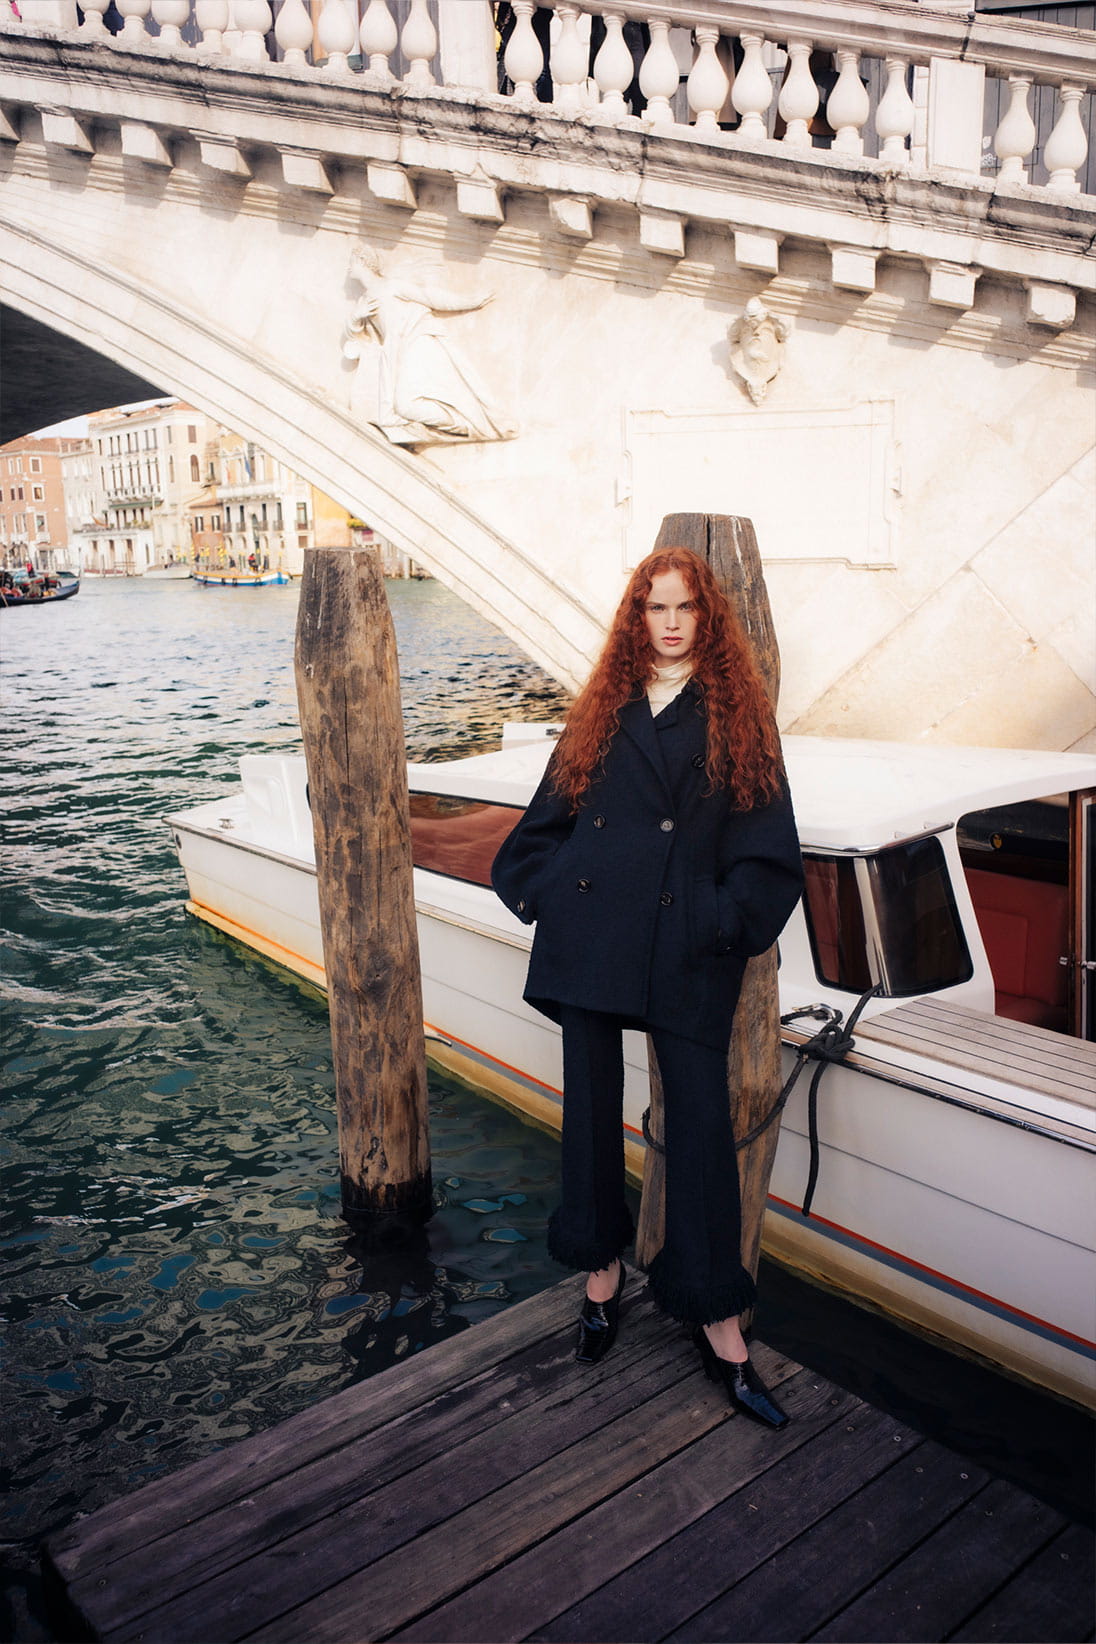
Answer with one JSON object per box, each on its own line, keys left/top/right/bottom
{"left": 641, "top": 982, "right": 883, "bottom": 1219}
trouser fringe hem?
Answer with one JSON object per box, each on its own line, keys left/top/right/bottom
{"left": 646, "top": 1254, "right": 757, "bottom": 1326}
{"left": 547, "top": 1207, "right": 634, "bottom": 1274}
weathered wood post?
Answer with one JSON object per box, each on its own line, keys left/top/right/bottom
{"left": 635, "top": 514, "right": 784, "bottom": 1305}
{"left": 295, "top": 546, "right": 432, "bottom": 1239}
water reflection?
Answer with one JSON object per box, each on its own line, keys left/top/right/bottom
{"left": 0, "top": 575, "right": 573, "bottom": 1640}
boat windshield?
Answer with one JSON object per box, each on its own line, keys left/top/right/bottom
{"left": 802, "top": 835, "right": 973, "bottom": 997}
{"left": 409, "top": 793, "right": 522, "bottom": 887}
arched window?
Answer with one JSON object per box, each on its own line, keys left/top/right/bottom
{"left": 189, "top": 455, "right": 200, "bottom": 481}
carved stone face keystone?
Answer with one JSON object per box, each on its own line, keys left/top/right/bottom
{"left": 728, "top": 300, "right": 789, "bottom": 406}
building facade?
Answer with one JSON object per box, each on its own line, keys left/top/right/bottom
{"left": 77, "top": 400, "right": 219, "bottom": 575}
{"left": 0, "top": 435, "right": 83, "bottom": 572}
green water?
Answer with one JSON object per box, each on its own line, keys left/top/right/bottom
{"left": 0, "top": 575, "right": 574, "bottom": 1638}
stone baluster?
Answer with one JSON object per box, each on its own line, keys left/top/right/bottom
{"left": 1043, "top": 83, "right": 1088, "bottom": 194}
{"left": 195, "top": 0, "right": 228, "bottom": 51}
{"left": 687, "top": 25, "right": 730, "bottom": 137}
{"left": 401, "top": 0, "right": 437, "bottom": 88}
{"left": 828, "top": 48, "right": 870, "bottom": 156}
{"left": 504, "top": 1, "right": 543, "bottom": 107}
{"left": 732, "top": 33, "right": 772, "bottom": 141}
{"left": 875, "top": 55, "right": 915, "bottom": 164}
{"left": 77, "top": 0, "right": 111, "bottom": 37}
{"left": 222, "top": 1, "right": 242, "bottom": 56}
{"left": 993, "top": 73, "right": 1036, "bottom": 184}
{"left": 359, "top": 0, "right": 397, "bottom": 78}
{"left": 639, "top": 18, "right": 680, "bottom": 131}
{"left": 115, "top": 0, "right": 151, "bottom": 44}
{"left": 552, "top": 4, "right": 588, "bottom": 117}
{"left": 777, "top": 39, "right": 818, "bottom": 150}
{"left": 318, "top": 0, "right": 357, "bottom": 72}
{"left": 275, "top": 0, "right": 313, "bottom": 68}
{"left": 151, "top": 0, "right": 189, "bottom": 47}
{"left": 230, "top": 0, "right": 269, "bottom": 58}
{"left": 592, "top": 11, "right": 634, "bottom": 123}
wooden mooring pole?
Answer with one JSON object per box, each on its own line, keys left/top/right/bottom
{"left": 295, "top": 546, "right": 432, "bottom": 1239}
{"left": 635, "top": 514, "right": 784, "bottom": 1306}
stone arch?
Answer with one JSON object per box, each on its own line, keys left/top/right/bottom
{"left": 3, "top": 231, "right": 602, "bottom": 691}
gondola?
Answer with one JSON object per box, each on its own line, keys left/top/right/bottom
{"left": 0, "top": 570, "right": 80, "bottom": 607}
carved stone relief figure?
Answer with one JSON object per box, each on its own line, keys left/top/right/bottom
{"left": 728, "top": 298, "right": 789, "bottom": 406}
{"left": 344, "top": 245, "right": 516, "bottom": 447}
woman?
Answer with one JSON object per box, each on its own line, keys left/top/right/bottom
{"left": 491, "top": 547, "right": 803, "bottom": 1427}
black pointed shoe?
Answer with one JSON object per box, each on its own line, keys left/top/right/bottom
{"left": 692, "top": 1327, "right": 790, "bottom": 1429}
{"left": 575, "top": 1261, "right": 626, "bottom": 1365}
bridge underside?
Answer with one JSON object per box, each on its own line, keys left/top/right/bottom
{"left": 1, "top": 305, "right": 162, "bottom": 441}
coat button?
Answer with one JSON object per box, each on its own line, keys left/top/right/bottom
{"left": 660, "top": 891, "right": 673, "bottom": 906}
{"left": 577, "top": 879, "right": 591, "bottom": 892}
{"left": 659, "top": 818, "right": 674, "bottom": 832}
{"left": 691, "top": 753, "right": 705, "bottom": 769}
{"left": 517, "top": 899, "right": 526, "bottom": 913}
{"left": 593, "top": 815, "right": 606, "bottom": 829}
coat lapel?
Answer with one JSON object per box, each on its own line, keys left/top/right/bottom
{"left": 618, "top": 693, "right": 672, "bottom": 799}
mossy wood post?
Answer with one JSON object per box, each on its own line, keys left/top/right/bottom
{"left": 635, "top": 514, "right": 783, "bottom": 1306}
{"left": 295, "top": 547, "right": 432, "bottom": 1236}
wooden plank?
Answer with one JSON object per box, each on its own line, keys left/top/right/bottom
{"left": 241, "top": 1361, "right": 804, "bottom": 1644}
{"left": 45, "top": 1271, "right": 1088, "bottom": 1644}
{"left": 858, "top": 1004, "right": 1096, "bottom": 1104}
{"left": 810, "top": 1475, "right": 1069, "bottom": 1642}
{"left": 60, "top": 1281, "right": 667, "bottom": 1635}
{"left": 396, "top": 1379, "right": 894, "bottom": 1644}
{"left": 871, "top": 998, "right": 1096, "bottom": 1080}
{"left": 949, "top": 1519, "right": 1096, "bottom": 1642}
{"left": 663, "top": 1441, "right": 990, "bottom": 1642}
{"left": 65, "top": 1289, "right": 685, "bottom": 1642}
{"left": 861, "top": 1004, "right": 1094, "bottom": 1083}
{"left": 104, "top": 1326, "right": 787, "bottom": 1644}
{"left": 529, "top": 1399, "right": 924, "bottom": 1644}
{"left": 46, "top": 1277, "right": 587, "bottom": 1584}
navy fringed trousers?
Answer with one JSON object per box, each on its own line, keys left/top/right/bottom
{"left": 547, "top": 1005, "right": 758, "bottom": 1326}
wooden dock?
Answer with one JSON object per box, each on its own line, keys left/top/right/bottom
{"left": 44, "top": 1275, "right": 1093, "bottom": 1644}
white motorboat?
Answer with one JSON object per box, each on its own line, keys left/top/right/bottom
{"left": 166, "top": 732, "right": 1096, "bottom": 1409}
{"left": 144, "top": 561, "right": 193, "bottom": 580}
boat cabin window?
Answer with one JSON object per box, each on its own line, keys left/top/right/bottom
{"left": 802, "top": 836, "right": 973, "bottom": 997}
{"left": 958, "top": 797, "right": 1070, "bottom": 1033}
{"left": 409, "top": 794, "right": 522, "bottom": 888}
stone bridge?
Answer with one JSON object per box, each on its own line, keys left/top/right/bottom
{"left": 2, "top": 0, "right": 1093, "bottom": 744}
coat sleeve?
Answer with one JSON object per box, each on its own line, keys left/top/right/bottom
{"left": 491, "top": 751, "right": 577, "bottom": 925}
{"left": 714, "top": 777, "right": 804, "bottom": 958}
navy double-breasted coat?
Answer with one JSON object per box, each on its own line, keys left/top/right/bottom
{"left": 491, "top": 683, "right": 804, "bottom": 1051}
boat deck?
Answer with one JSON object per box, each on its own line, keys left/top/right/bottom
{"left": 857, "top": 997, "right": 1096, "bottom": 1107}
{"left": 43, "top": 1276, "right": 1093, "bottom": 1643}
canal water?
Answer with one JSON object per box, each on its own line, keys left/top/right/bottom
{"left": 1, "top": 575, "right": 1091, "bottom": 1641}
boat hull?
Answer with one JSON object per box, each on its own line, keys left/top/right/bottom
{"left": 167, "top": 796, "right": 1096, "bottom": 1410}
{"left": 191, "top": 570, "right": 292, "bottom": 587}
{"left": 0, "top": 571, "right": 79, "bottom": 605}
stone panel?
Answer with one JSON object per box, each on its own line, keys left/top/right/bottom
{"left": 971, "top": 447, "right": 1096, "bottom": 654}
{"left": 788, "top": 572, "right": 1083, "bottom": 746}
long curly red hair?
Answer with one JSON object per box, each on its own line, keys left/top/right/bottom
{"left": 551, "top": 547, "right": 782, "bottom": 811}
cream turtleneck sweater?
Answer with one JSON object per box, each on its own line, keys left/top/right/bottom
{"left": 646, "top": 658, "right": 694, "bottom": 716}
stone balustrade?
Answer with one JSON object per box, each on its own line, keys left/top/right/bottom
{"left": 4, "top": 0, "right": 1094, "bottom": 198}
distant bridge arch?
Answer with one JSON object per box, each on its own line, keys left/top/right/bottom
{"left": 5, "top": 222, "right": 602, "bottom": 688}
